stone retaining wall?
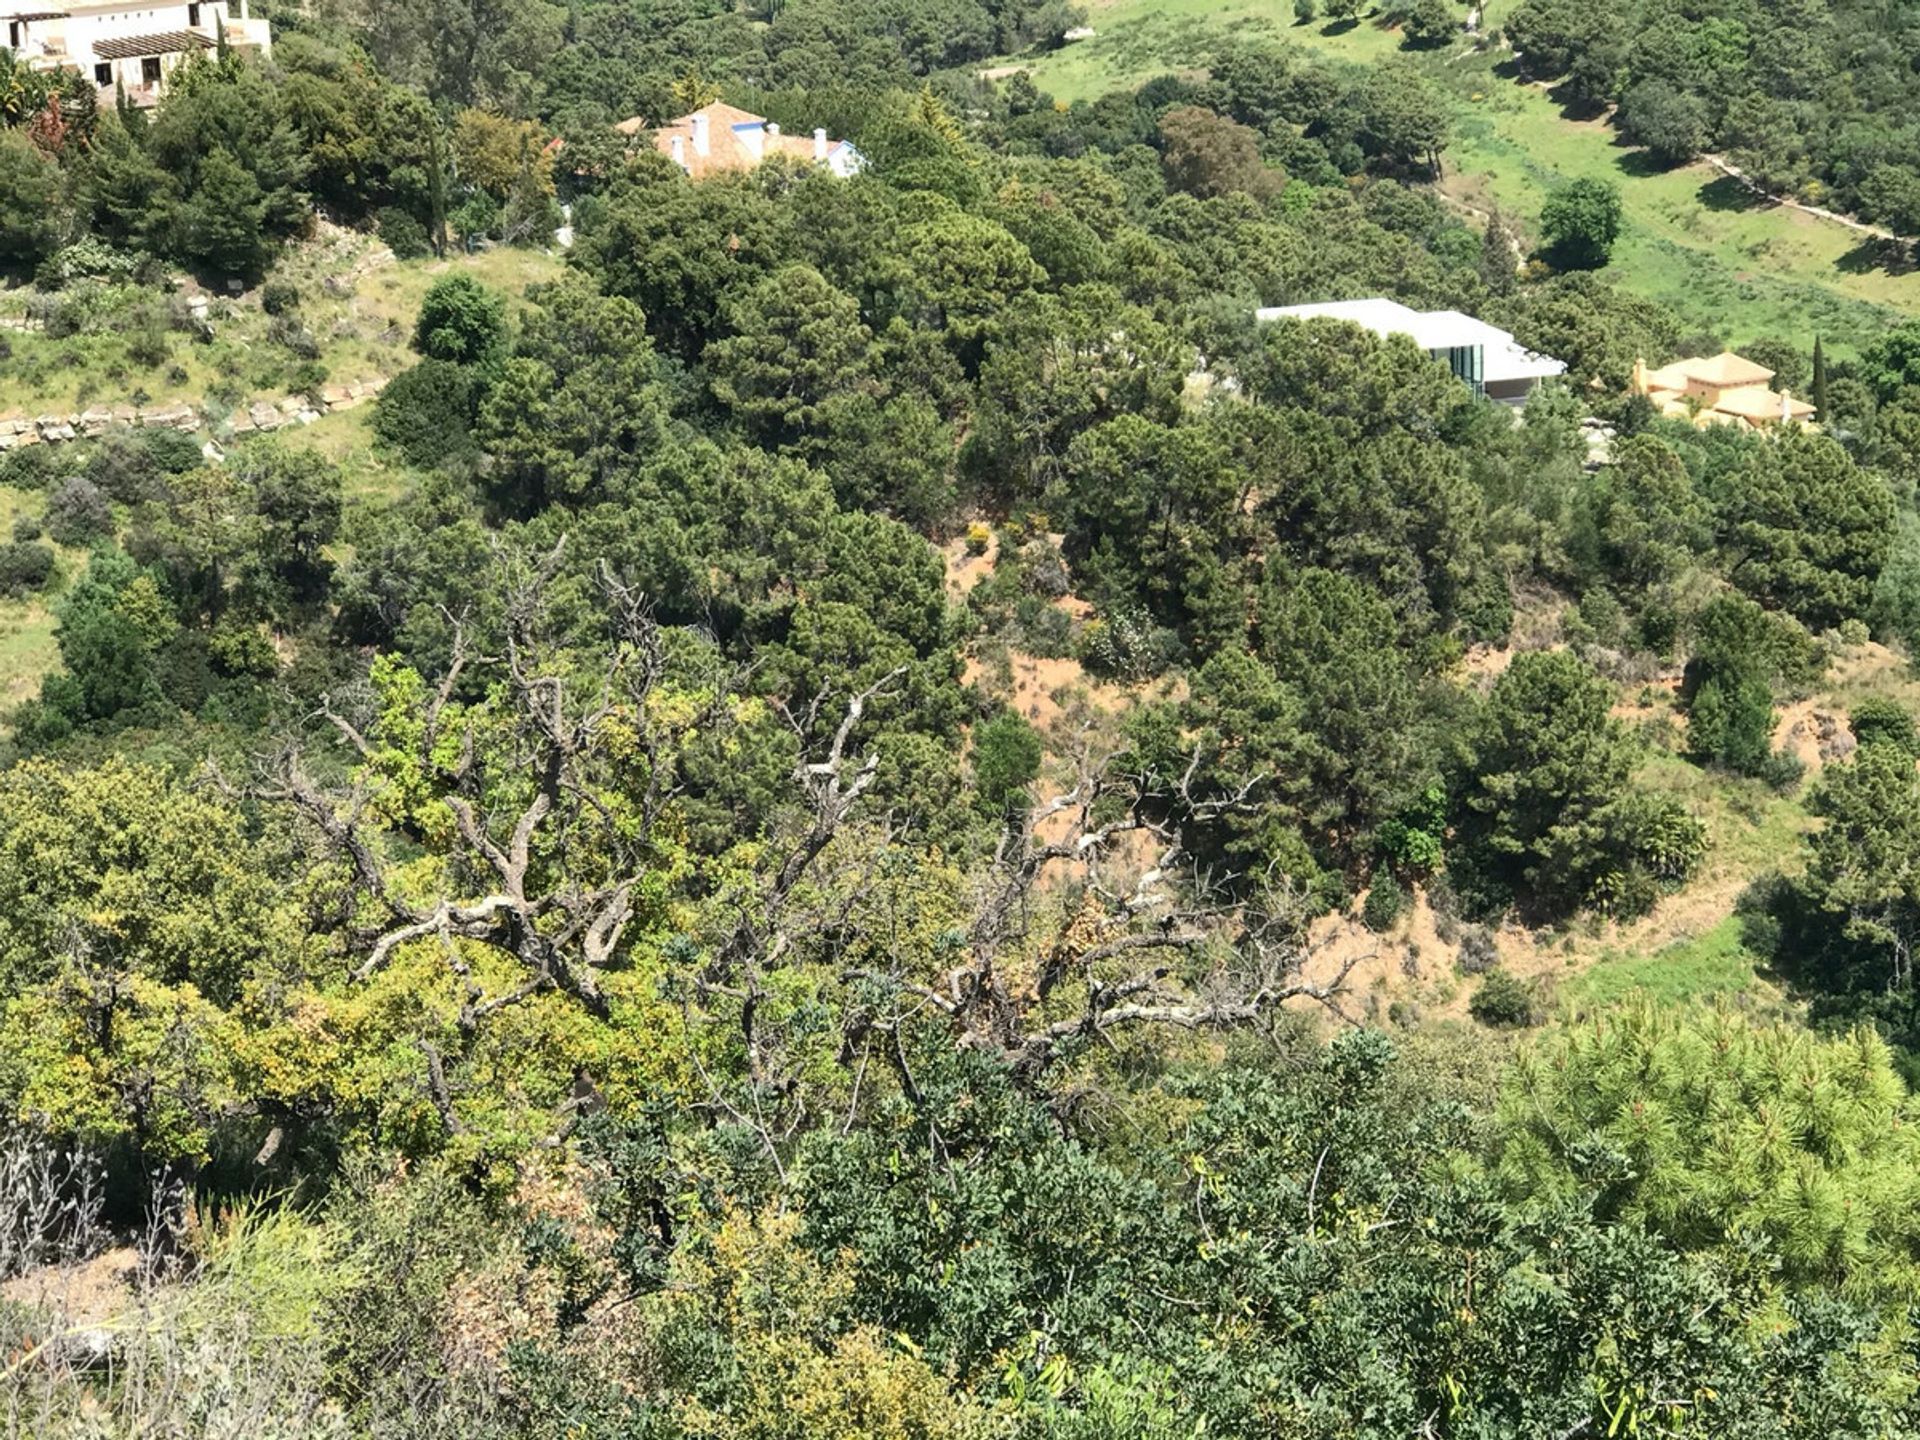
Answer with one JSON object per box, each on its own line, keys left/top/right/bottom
{"left": 0, "top": 375, "right": 388, "bottom": 452}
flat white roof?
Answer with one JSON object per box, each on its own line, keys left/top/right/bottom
{"left": 1256, "top": 297, "right": 1422, "bottom": 330}
{"left": 1256, "top": 298, "right": 1565, "bottom": 385}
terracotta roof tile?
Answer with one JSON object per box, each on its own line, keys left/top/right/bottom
{"left": 613, "top": 100, "right": 847, "bottom": 178}
{"left": 1673, "top": 351, "right": 1775, "bottom": 387}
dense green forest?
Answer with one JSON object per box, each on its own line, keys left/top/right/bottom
{"left": 9, "top": 0, "right": 1920, "bottom": 1434}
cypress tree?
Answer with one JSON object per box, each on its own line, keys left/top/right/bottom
{"left": 115, "top": 79, "right": 140, "bottom": 136}
{"left": 1812, "top": 336, "right": 1829, "bottom": 423}
{"left": 1479, "top": 207, "right": 1515, "bottom": 294}
{"left": 427, "top": 121, "right": 448, "bottom": 258}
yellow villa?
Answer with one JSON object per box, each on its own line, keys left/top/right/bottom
{"left": 1631, "top": 351, "right": 1816, "bottom": 430}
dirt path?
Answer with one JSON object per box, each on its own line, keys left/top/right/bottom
{"left": 1495, "top": 77, "right": 1900, "bottom": 245}
{"left": 1702, "top": 154, "right": 1899, "bottom": 242}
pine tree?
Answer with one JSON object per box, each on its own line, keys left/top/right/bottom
{"left": 1495, "top": 1004, "right": 1920, "bottom": 1293}
{"left": 668, "top": 67, "right": 719, "bottom": 113}
{"left": 1813, "top": 335, "right": 1829, "bottom": 423}
{"left": 84, "top": 109, "right": 163, "bottom": 250}
{"left": 911, "top": 83, "right": 967, "bottom": 148}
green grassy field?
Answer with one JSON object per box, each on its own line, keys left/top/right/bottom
{"left": 0, "top": 487, "right": 71, "bottom": 713}
{"left": 1564, "top": 914, "right": 1778, "bottom": 1009}
{"left": 0, "top": 243, "right": 564, "bottom": 418}
{"left": 998, "top": 0, "right": 1918, "bottom": 351}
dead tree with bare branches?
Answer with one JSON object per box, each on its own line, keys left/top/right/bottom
{"left": 844, "top": 727, "right": 1366, "bottom": 1084}
{"left": 263, "top": 547, "right": 1362, "bottom": 1150}
{"left": 263, "top": 544, "right": 692, "bottom": 1033}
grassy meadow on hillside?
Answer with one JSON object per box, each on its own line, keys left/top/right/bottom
{"left": 995, "top": 0, "right": 1919, "bottom": 352}
{"left": 0, "top": 242, "right": 564, "bottom": 707}
{"left": 0, "top": 239, "right": 564, "bottom": 417}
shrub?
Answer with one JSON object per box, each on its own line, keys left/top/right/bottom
{"left": 1685, "top": 670, "right": 1774, "bottom": 775}
{"left": 378, "top": 206, "right": 433, "bottom": 260}
{"left": 1470, "top": 969, "right": 1540, "bottom": 1028}
{"left": 288, "top": 360, "right": 329, "bottom": 399}
{"left": 267, "top": 313, "right": 322, "bottom": 360}
{"left": 127, "top": 316, "right": 170, "bottom": 368}
{"left": 32, "top": 237, "right": 144, "bottom": 290}
{"left": 1076, "top": 606, "right": 1183, "bottom": 681}
{"left": 260, "top": 279, "right": 301, "bottom": 316}
{"left": 972, "top": 709, "right": 1043, "bottom": 814}
{"left": 147, "top": 428, "right": 205, "bottom": 475}
{"left": 1362, "top": 873, "right": 1405, "bottom": 932}
{"left": 1619, "top": 793, "right": 1709, "bottom": 883}
{"left": 10, "top": 514, "right": 40, "bottom": 543}
{"left": 0, "top": 445, "right": 56, "bottom": 495}
{"left": 1377, "top": 783, "right": 1446, "bottom": 873}
{"left": 1851, "top": 695, "right": 1918, "bottom": 757}
{"left": 44, "top": 475, "right": 113, "bottom": 546}
{"left": 87, "top": 429, "right": 197, "bottom": 504}
{"left": 450, "top": 192, "right": 501, "bottom": 250}
{"left": 965, "top": 521, "right": 991, "bottom": 555}
{"left": 0, "top": 541, "right": 54, "bottom": 597}
{"left": 1018, "top": 603, "right": 1073, "bottom": 659}
{"left": 208, "top": 620, "right": 281, "bottom": 678}
{"left": 412, "top": 273, "right": 506, "bottom": 365}
{"left": 1456, "top": 924, "right": 1499, "bottom": 974}
{"left": 1758, "top": 749, "right": 1806, "bottom": 793}
{"left": 0, "top": 445, "right": 58, "bottom": 491}
{"left": 373, "top": 359, "right": 477, "bottom": 469}
{"left": 1023, "top": 543, "right": 1071, "bottom": 599}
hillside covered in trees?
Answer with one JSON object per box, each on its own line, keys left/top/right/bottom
{"left": 8, "top": 0, "right": 1920, "bottom": 1435}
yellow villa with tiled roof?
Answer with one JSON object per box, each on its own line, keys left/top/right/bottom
{"left": 1631, "top": 351, "right": 1817, "bottom": 431}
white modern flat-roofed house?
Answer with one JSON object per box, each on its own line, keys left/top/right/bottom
{"left": 3, "top": 0, "right": 270, "bottom": 106}
{"left": 1256, "top": 297, "right": 1566, "bottom": 405}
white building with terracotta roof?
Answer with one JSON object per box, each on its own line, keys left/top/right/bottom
{"left": 616, "top": 101, "right": 863, "bottom": 180}
{"left": 1631, "top": 352, "right": 1816, "bottom": 430}
{"left": 4, "top": 0, "right": 269, "bottom": 104}
{"left": 1256, "top": 297, "right": 1567, "bottom": 405}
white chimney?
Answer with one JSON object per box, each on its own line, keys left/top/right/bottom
{"left": 691, "top": 112, "right": 710, "bottom": 157}
{"left": 813, "top": 127, "right": 828, "bottom": 162}
{"left": 670, "top": 134, "right": 687, "bottom": 169}
{"left": 767, "top": 121, "right": 780, "bottom": 140}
